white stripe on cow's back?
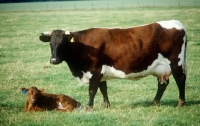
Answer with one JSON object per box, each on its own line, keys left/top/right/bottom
{"left": 156, "top": 20, "right": 186, "bottom": 31}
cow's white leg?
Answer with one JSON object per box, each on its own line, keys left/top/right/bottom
{"left": 152, "top": 78, "right": 169, "bottom": 106}
{"left": 99, "top": 81, "right": 110, "bottom": 108}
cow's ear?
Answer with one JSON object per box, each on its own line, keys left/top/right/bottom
{"left": 21, "top": 88, "right": 28, "bottom": 94}
{"left": 39, "top": 36, "right": 50, "bottom": 42}
{"left": 64, "top": 35, "right": 75, "bottom": 43}
{"left": 39, "top": 88, "right": 45, "bottom": 93}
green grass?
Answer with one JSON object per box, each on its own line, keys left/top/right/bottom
{"left": 0, "top": 7, "right": 200, "bottom": 126}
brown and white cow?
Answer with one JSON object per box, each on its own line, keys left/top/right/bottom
{"left": 39, "top": 20, "right": 187, "bottom": 109}
{"left": 21, "top": 86, "right": 82, "bottom": 112}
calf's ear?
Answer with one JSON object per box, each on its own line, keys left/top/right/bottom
{"left": 39, "top": 36, "right": 50, "bottom": 42}
{"left": 21, "top": 88, "right": 28, "bottom": 94}
{"left": 39, "top": 88, "right": 45, "bottom": 93}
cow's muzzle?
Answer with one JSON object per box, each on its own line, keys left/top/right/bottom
{"left": 50, "top": 58, "right": 61, "bottom": 65}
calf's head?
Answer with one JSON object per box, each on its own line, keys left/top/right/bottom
{"left": 21, "top": 87, "right": 44, "bottom": 104}
{"left": 39, "top": 30, "right": 73, "bottom": 65}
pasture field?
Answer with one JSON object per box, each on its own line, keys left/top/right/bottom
{"left": 0, "top": 7, "right": 200, "bottom": 126}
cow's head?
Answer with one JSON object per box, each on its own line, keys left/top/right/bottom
{"left": 21, "top": 87, "right": 44, "bottom": 104}
{"left": 39, "top": 30, "right": 73, "bottom": 64}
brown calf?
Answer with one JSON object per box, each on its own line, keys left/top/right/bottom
{"left": 21, "top": 86, "right": 81, "bottom": 112}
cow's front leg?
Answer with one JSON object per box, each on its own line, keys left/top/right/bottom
{"left": 152, "top": 78, "right": 169, "bottom": 106}
{"left": 87, "top": 75, "right": 101, "bottom": 110}
{"left": 99, "top": 81, "right": 110, "bottom": 108}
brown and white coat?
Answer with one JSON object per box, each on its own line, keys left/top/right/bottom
{"left": 39, "top": 20, "right": 187, "bottom": 109}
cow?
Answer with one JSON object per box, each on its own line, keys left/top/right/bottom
{"left": 21, "top": 86, "right": 82, "bottom": 112}
{"left": 39, "top": 20, "right": 187, "bottom": 109}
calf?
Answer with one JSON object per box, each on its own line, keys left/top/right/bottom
{"left": 21, "top": 86, "right": 81, "bottom": 112}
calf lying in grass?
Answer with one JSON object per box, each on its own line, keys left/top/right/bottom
{"left": 21, "top": 86, "right": 81, "bottom": 112}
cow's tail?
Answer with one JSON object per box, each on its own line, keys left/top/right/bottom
{"left": 183, "top": 34, "right": 187, "bottom": 77}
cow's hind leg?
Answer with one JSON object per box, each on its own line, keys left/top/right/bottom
{"left": 152, "top": 78, "right": 169, "bottom": 106}
{"left": 99, "top": 81, "right": 110, "bottom": 108}
{"left": 172, "top": 66, "right": 186, "bottom": 107}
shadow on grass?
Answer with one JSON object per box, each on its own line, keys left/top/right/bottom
{"left": 129, "top": 99, "right": 200, "bottom": 108}
{"left": 0, "top": 102, "right": 23, "bottom": 112}
{"left": 185, "top": 100, "right": 200, "bottom": 106}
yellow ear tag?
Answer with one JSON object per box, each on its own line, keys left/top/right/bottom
{"left": 70, "top": 37, "right": 75, "bottom": 43}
